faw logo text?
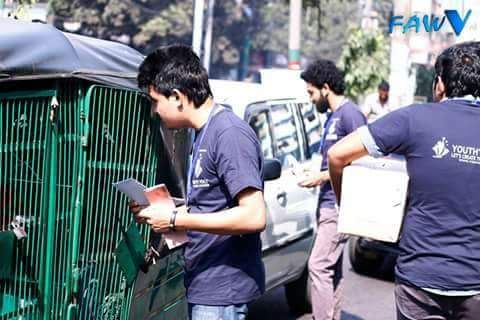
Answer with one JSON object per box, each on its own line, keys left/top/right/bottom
{"left": 389, "top": 9, "right": 472, "bottom": 36}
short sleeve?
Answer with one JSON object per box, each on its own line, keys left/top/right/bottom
{"left": 367, "top": 106, "right": 412, "bottom": 155}
{"left": 342, "top": 107, "right": 367, "bottom": 134}
{"left": 214, "top": 126, "right": 264, "bottom": 200}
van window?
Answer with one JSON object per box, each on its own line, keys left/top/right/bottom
{"left": 270, "top": 103, "right": 303, "bottom": 167}
{"left": 298, "top": 102, "right": 322, "bottom": 156}
{"left": 249, "top": 111, "right": 274, "bottom": 158}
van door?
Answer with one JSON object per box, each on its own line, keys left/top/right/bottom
{"left": 247, "top": 107, "right": 285, "bottom": 251}
{"left": 294, "top": 100, "right": 324, "bottom": 212}
{"left": 267, "top": 102, "right": 317, "bottom": 280}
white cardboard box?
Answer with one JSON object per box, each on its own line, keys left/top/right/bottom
{"left": 338, "top": 156, "right": 409, "bottom": 242}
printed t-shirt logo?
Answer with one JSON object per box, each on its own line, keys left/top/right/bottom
{"left": 432, "top": 137, "right": 480, "bottom": 165}
{"left": 325, "top": 118, "right": 339, "bottom": 140}
{"left": 432, "top": 137, "right": 449, "bottom": 159}
{"left": 192, "top": 151, "right": 210, "bottom": 188}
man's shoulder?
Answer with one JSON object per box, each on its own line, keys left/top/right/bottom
{"left": 340, "top": 101, "right": 364, "bottom": 116}
{"left": 393, "top": 102, "right": 436, "bottom": 115}
{"left": 212, "top": 108, "right": 255, "bottom": 136}
{"left": 208, "top": 108, "right": 259, "bottom": 153}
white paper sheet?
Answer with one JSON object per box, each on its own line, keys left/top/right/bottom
{"left": 114, "top": 178, "right": 188, "bottom": 249}
{"left": 113, "top": 178, "right": 149, "bottom": 206}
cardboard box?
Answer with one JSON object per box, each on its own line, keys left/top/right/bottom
{"left": 338, "top": 156, "right": 409, "bottom": 242}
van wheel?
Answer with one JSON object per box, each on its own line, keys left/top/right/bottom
{"left": 348, "top": 236, "right": 381, "bottom": 274}
{"left": 284, "top": 267, "right": 311, "bottom": 315}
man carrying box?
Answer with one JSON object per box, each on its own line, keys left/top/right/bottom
{"left": 328, "top": 42, "right": 480, "bottom": 320}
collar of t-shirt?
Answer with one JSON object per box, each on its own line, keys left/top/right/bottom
{"left": 442, "top": 94, "right": 480, "bottom": 106}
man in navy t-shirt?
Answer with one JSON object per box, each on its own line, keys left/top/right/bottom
{"left": 298, "top": 59, "right": 366, "bottom": 320}
{"left": 328, "top": 42, "right": 480, "bottom": 319}
{"left": 133, "top": 45, "right": 266, "bottom": 320}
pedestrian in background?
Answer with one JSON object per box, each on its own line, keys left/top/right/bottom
{"left": 361, "top": 80, "right": 393, "bottom": 122}
{"left": 328, "top": 42, "right": 480, "bottom": 320}
{"left": 132, "top": 44, "right": 267, "bottom": 320}
{"left": 298, "top": 59, "right": 366, "bottom": 320}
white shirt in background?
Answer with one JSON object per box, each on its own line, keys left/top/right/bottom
{"left": 361, "top": 92, "right": 394, "bottom": 122}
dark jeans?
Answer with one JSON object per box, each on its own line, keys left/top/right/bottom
{"left": 395, "top": 283, "right": 480, "bottom": 320}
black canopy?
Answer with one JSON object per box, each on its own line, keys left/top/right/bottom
{"left": 0, "top": 18, "right": 144, "bottom": 89}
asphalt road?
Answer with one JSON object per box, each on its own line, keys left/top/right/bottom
{"left": 249, "top": 254, "right": 396, "bottom": 320}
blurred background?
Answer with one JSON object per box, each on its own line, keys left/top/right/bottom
{"left": 3, "top": 0, "right": 480, "bottom": 108}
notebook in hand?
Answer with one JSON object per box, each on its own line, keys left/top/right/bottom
{"left": 114, "top": 179, "right": 188, "bottom": 249}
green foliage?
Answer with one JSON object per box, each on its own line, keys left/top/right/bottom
{"left": 251, "top": 0, "right": 359, "bottom": 63}
{"left": 338, "top": 27, "right": 390, "bottom": 102}
{"left": 133, "top": 1, "right": 193, "bottom": 51}
{"left": 5, "top": 0, "right": 37, "bottom": 20}
{"left": 48, "top": 0, "right": 389, "bottom": 80}
{"left": 415, "top": 64, "right": 435, "bottom": 102}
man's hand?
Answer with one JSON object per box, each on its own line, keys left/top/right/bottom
{"left": 298, "top": 170, "right": 329, "bottom": 188}
{"left": 128, "top": 200, "right": 148, "bottom": 223}
{"left": 136, "top": 205, "right": 188, "bottom": 233}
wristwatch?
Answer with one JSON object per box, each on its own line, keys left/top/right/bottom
{"left": 169, "top": 209, "right": 178, "bottom": 232}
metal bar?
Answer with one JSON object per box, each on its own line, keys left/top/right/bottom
{"left": 32, "top": 97, "right": 44, "bottom": 320}
{"left": 85, "top": 160, "right": 150, "bottom": 172}
{"left": 0, "top": 90, "right": 56, "bottom": 99}
{"left": 42, "top": 92, "right": 59, "bottom": 320}
{"left": 94, "top": 86, "right": 113, "bottom": 318}
{"left": 65, "top": 83, "right": 85, "bottom": 318}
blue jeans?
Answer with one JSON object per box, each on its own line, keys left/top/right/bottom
{"left": 188, "top": 304, "right": 248, "bottom": 320}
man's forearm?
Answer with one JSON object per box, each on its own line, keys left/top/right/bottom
{"left": 328, "top": 157, "right": 344, "bottom": 204}
{"left": 327, "top": 131, "right": 369, "bottom": 204}
{"left": 175, "top": 205, "right": 266, "bottom": 235}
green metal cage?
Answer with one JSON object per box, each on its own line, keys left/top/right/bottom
{"left": 0, "top": 80, "right": 187, "bottom": 320}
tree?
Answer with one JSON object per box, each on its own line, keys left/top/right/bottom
{"left": 3, "top": 0, "right": 39, "bottom": 19}
{"left": 250, "top": 0, "right": 360, "bottom": 64}
{"left": 49, "top": 0, "right": 386, "bottom": 80}
{"left": 338, "top": 27, "right": 390, "bottom": 103}
{"left": 49, "top": 1, "right": 193, "bottom": 53}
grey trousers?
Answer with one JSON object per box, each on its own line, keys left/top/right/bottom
{"left": 308, "top": 207, "right": 348, "bottom": 320}
{"left": 396, "top": 283, "right": 480, "bottom": 320}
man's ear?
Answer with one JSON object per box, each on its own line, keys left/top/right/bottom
{"left": 433, "top": 76, "right": 446, "bottom": 102}
{"left": 322, "top": 83, "right": 331, "bottom": 95}
{"left": 169, "top": 89, "right": 184, "bottom": 109}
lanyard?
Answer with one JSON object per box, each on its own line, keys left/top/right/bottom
{"left": 187, "top": 104, "right": 224, "bottom": 202}
{"left": 319, "top": 112, "right": 333, "bottom": 154}
{"left": 318, "top": 99, "right": 348, "bottom": 154}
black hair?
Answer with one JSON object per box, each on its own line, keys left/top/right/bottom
{"left": 434, "top": 41, "right": 480, "bottom": 98}
{"left": 300, "top": 59, "right": 345, "bottom": 95}
{"left": 378, "top": 80, "right": 390, "bottom": 91}
{"left": 137, "top": 44, "right": 213, "bottom": 108}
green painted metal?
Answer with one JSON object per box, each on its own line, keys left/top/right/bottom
{"left": 0, "top": 82, "right": 187, "bottom": 319}
{"left": 43, "top": 95, "right": 59, "bottom": 320}
{"left": 1, "top": 90, "right": 54, "bottom": 319}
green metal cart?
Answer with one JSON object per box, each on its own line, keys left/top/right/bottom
{"left": 0, "top": 19, "right": 189, "bottom": 320}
